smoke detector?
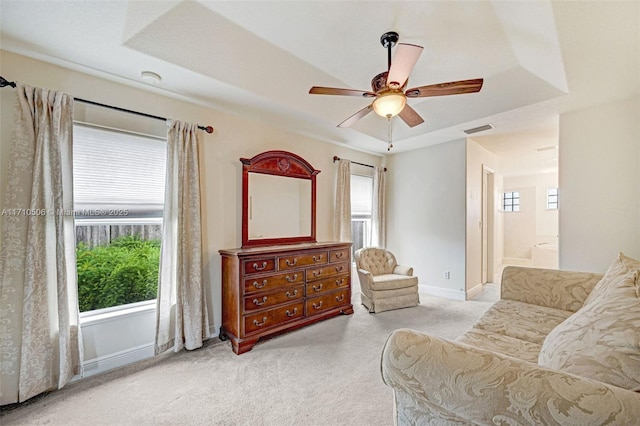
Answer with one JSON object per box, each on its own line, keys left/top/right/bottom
{"left": 141, "top": 71, "right": 161, "bottom": 85}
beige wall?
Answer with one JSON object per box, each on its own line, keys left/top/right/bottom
{"left": 0, "top": 50, "right": 382, "bottom": 371}
{"left": 559, "top": 96, "right": 640, "bottom": 272}
{"left": 386, "top": 139, "right": 467, "bottom": 300}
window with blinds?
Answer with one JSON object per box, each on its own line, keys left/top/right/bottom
{"left": 350, "top": 174, "right": 373, "bottom": 254}
{"left": 73, "top": 123, "right": 166, "bottom": 313}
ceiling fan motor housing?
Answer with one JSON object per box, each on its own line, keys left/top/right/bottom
{"left": 371, "top": 72, "right": 407, "bottom": 93}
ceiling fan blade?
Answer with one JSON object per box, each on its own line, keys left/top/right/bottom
{"left": 398, "top": 104, "right": 424, "bottom": 128}
{"left": 309, "top": 86, "right": 376, "bottom": 97}
{"left": 337, "top": 104, "right": 374, "bottom": 128}
{"left": 405, "top": 78, "right": 484, "bottom": 98}
{"left": 387, "top": 43, "right": 424, "bottom": 88}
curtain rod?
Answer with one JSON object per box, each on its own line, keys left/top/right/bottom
{"left": 0, "top": 75, "right": 214, "bottom": 134}
{"left": 333, "top": 156, "right": 386, "bottom": 172}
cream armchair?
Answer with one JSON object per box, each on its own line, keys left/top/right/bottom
{"left": 354, "top": 248, "right": 419, "bottom": 313}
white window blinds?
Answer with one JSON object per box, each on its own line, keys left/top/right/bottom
{"left": 351, "top": 174, "right": 373, "bottom": 215}
{"left": 73, "top": 124, "right": 166, "bottom": 219}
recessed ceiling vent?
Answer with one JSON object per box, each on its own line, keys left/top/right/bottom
{"left": 464, "top": 124, "right": 494, "bottom": 134}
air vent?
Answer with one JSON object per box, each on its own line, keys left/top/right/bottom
{"left": 464, "top": 124, "right": 494, "bottom": 134}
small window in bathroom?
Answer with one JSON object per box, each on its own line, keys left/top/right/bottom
{"left": 502, "top": 191, "right": 520, "bottom": 212}
{"left": 547, "top": 188, "right": 559, "bottom": 210}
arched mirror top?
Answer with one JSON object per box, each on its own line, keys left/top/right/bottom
{"left": 241, "top": 150, "right": 320, "bottom": 248}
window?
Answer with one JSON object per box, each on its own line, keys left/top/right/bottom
{"left": 350, "top": 174, "right": 373, "bottom": 254}
{"left": 503, "top": 191, "right": 520, "bottom": 212}
{"left": 547, "top": 188, "right": 559, "bottom": 210}
{"left": 73, "top": 124, "right": 166, "bottom": 313}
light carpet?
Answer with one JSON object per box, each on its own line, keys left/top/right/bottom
{"left": 1, "top": 283, "right": 498, "bottom": 426}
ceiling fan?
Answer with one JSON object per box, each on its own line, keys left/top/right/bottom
{"left": 309, "top": 31, "right": 484, "bottom": 129}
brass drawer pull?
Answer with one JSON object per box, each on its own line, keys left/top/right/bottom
{"left": 335, "top": 252, "right": 344, "bottom": 259}
{"left": 253, "top": 280, "right": 268, "bottom": 289}
{"left": 336, "top": 295, "right": 345, "bottom": 302}
{"left": 335, "top": 266, "right": 344, "bottom": 273}
{"left": 285, "top": 289, "right": 298, "bottom": 298}
{"left": 285, "top": 274, "right": 298, "bottom": 283}
{"left": 252, "top": 296, "right": 268, "bottom": 306}
{"left": 253, "top": 317, "right": 267, "bottom": 327}
{"left": 285, "top": 258, "right": 298, "bottom": 266}
{"left": 312, "top": 270, "right": 322, "bottom": 277}
{"left": 286, "top": 308, "right": 298, "bottom": 317}
{"left": 312, "top": 301, "right": 323, "bottom": 310}
{"left": 312, "top": 284, "right": 323, "bottom": 292}
{"left": 335, "top": 278, "right": 345, "bottom": 286}
{"left": 253, "top": 262, "right": 267, "bottom": 271}
{"left": 312, "top": 255, "right": 323, "bottom": 262}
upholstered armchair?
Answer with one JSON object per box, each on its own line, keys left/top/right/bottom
{"left": 354, "top": 248, "right": 419, "bottom": 313}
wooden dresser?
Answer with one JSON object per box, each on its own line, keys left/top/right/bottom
{"left": 220, "top": 241, "right": 353, "bottom": 354}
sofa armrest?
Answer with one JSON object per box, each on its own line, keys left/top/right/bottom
{"left": 501, "top": 266, "right": 603, "bottom": 312}
{"left": 381, "top": 329, "right": 640, "bottom": 425}
{"left": 392, "top": 265, "right": 413, "bottom": 276}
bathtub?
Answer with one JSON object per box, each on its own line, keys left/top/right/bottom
{"left": 533, "top": 243, "right": 559, "bottom": 269}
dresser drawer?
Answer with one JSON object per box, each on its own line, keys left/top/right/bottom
{"left": 306, "top": 274, "right": 350, "bottom": 296}
{"left": 306, "top": 288, "right": 350, "bottom": 314}
{"left": 306, "top": 261, "right": 350, "bottom": 281}
{"left": 243, "top": 284, "right": 304, "bottom": 312}
{"left": 244, "top": 301, "right": 304, "bottom": 334}
{"left": 243, "top": 258, "right": 276, "bottom": 275}
{"left": 277, "top": 251, "right": 328, "bottom": 270}
{"left": 329, "top": 248, "right": 350, "bottom": 263}
{"left": 244, "top": 271, "right": 304, "bottom": 294}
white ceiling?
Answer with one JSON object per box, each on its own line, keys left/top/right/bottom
{"left": 1, "top": 1, "right": 638, "bottom": 172}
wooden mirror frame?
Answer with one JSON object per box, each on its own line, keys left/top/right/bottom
{"left": 241, "top": 150, "right": 320, "bottom": 248}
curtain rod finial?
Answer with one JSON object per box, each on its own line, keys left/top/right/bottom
{"left": 333, "top": 155, "right": 340, "bottom": 163}
{"left": 197, "top": 125, "right": 214, "bottom": 134}
{"left": 0, "top": 76, "right": 17, "bottom": 88}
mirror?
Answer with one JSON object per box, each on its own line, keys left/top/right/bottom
{"left": 241, "top": 151, "right": 319, "bottom": 248}
{"left": 248, "top": 174, "right": 311, "bottom": 239}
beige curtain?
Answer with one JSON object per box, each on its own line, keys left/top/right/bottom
{"left": 334, "top": 159, "right": 352, "bottom": 242}
{"left": 0, "top": 84, "right": 83, "bottom": 404}
{"left": 155, "top": 121, "right": 209, "bottom": 354}
{"left": 371, "top": 166, "right": 386, "bottom": 248}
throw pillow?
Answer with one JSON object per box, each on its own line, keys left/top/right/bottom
{"left": 583, "top": 252, "right": 640, "bottom": 307}
{"left": 538, "top": 270, "right": 640, "bottom": 390}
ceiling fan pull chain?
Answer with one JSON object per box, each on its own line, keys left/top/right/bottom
{"left": 387, "top": 117, "right": 394, "bottom": 151}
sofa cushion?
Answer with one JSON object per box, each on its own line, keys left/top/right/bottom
{"left": 456, "top": 329, "right": 541, "bottom": 363}
{"left": 371, "top": 274, "right": 418, "bottom": 291}
{"left": 472, "top": 299, "right": 572, "bottom": 345}
{"left": 583, "top": 252, "right": 640, "bottom": 306}
{"left": 539, "top": 270, "right": 640, "bottom": 391}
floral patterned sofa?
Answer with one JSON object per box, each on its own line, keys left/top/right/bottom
{"left": 381, "top": 253, "right": 640, "bottom": 425}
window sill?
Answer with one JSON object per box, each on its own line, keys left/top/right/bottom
{"left": 80, "top": 300, "right": 156, "bottom": 326}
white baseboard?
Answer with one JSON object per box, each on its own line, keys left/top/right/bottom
{"left": 419, "top": 284, "right": 466, "bottom": 301}
{"left": 80, "top": 342, "right": 155, "bottom": 379}
{"left": 466, "top": 283, "right": 484, "bottom": 300}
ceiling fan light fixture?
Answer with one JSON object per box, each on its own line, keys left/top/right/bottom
{"left": 372, "top": 90, "right": 406, "bottom": 118}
